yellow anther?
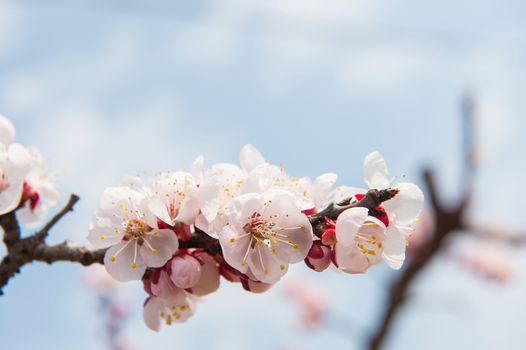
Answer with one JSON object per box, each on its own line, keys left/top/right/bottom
{"left": 230, "top": 238, "right": 235, "bottom": 243}
{"left": 100, "top": 235, "right": 107, "bottom": 240}
{"left": 151, "top": 249, "right": 158, "bottom": 255}
{"left": 110, "top": 256, "right": 116, "bottom": 262}
{"left": 293, "top": 244, "right": 299, "bottom": 249}
{"left": 280, "top": 265, "right": 285, "bottom": 271}
{"left": 130, "top": 263, "right": 137, "bottom": 269}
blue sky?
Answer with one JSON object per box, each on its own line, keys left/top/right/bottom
{"left": 0, "top": 1, "right": 525, "bottom": 349}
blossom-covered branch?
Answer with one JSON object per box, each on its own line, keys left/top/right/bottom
{"left": 0, "top": 114, "right": 424, "bottom": 331}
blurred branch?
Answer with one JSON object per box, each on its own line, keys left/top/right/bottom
{"left": 468, "top": 226, "right": 526, "bottom": 246}
{"left": 368, "top": 96, "right": 475, "bottom": 350}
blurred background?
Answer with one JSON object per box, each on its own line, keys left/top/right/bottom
{"left": 0, "top": 0, "right": 525, "bottom": 349}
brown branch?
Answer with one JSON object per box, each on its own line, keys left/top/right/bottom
{"left": 0, "top": 194, "right": 84, "bottom": 295}
{"left": 0, "top": 188, "right": 399, "bottom": 296}
{"left": 310, "top": 188, "right": 399, "bottom": 238}
{"left": 35, "top": 194, "right": 79, "bottom": 241}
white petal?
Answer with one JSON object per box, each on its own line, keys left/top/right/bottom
{"left": 383, "top": 182, "right": 424, "bottom": 225}
{"left": 0, "top": 178, "right": 24, "bottom": 215}
{"left": 87, "top": 217, "right": 123, "bottom": 249}
{"left": 0, "top": 114, "right": 15, "bottom": 145}
{"left": 218, "top": 225, "right": 251, "bottom": 273}
{"left": 190, "top": 155, "right": 204, "bottom": 184}
{"left": 334, "top": 244, "right": 371, "bottom": 274}
{"left": 240, "top": 144, "right": 266, "bottom": 173}
{"left": 228, "top": 193, "right": 263, "bottom": 233}
{"left": 335, "top": 208, "right": 368, "bottom": 247}
{"left": 312, "top": 173, "right": 337, "bottom": 210}
{"left": 248, "top": 244, "right": 287, "bottom": 284}
{"left": 148, "top": 197, "right": 173, "bottom": 226}
{"left": 196, "top": 182, "right": 220, "bottom": 222}
{"left": 382, "top": 226, "right": 407, "bottom": 270}
{"left": 364, "top": 151, "right": 390, "bottom": 189}
{"left": 104, "top": 241, "right": 147, "bottom": 281}
{"left": 143, "top": 297, "right": 162, "bottom": 331}
{"left": 140, "top": 229, "right": 179, "bottom": 268}
{"left": 261, "top": 190, "right": 313, "bottom": 263}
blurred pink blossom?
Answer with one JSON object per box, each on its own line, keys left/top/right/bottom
{"left": 283, "top": 279, "right": 329, "bottom": 329}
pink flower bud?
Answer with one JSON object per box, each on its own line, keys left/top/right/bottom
{"left": 170, "top": 255, "right": 202, "bottom": 289}
{"left": 304, "top": 241, "right": 332, "bottom": 272}
{"left": 151, "top": 269, "right": 181, "bottom": 298}
{"left": 187, "top": 251, "right": 220, "bottom": 297}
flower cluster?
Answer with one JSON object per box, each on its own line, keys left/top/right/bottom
{"left": 0, "top": 115, "right": 58, "bottom": 227}
{"left": 87, "top": 144, "right": 424, "bottom": 331}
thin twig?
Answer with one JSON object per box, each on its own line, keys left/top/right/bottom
{"left": 35, "top": 194, "right": 80, "bottom": 241}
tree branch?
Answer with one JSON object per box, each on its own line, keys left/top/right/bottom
{"left": 35, "top": 194, "right": 79, "bottom": 241}
{"left": 0, "top": 188, "right": 400, "bottom": 296}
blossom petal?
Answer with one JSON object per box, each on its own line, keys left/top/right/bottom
{"left": 383, "top": 182, "right": 424, "bottom": 225}
{"left": 0, "top": 114, "right": 15, "bottom": 145}
{"left": 218, "top": 225, "right": 251, "bottom": 273}
{"left": 104, "top": 241, "right": 147, "bottom": 281}
{"left": 240, "top": 144, "right": 266, "bottom": 173}
{"left": 382, "top": 226, "right": 407, "bottom": 270}
{"left": 143, "top": 297, "right": 162, "bottom": 331}
{"left": 148, "top": 197, "right": 173, "bottom": 226}
{"left": 364, "top": 151, "right": 390, "bottom": 189}
{"left": 87, "top": 217, "right": 123, "bottom": 248}
{"left": 248, "top": 244, "right": 287, "bottom": 284}
{"left": 140, "top": 229, "right": 179, "bottom": 268}
{"left": 335, "top": 244, "right": 370, "bottom": 274}
{"left": 312, "top": 173, "right": 338, "bottom": 210}
{"left": 335, "top": 207, "right": 368, "bottom": 247}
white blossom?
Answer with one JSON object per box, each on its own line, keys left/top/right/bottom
{"left": 87, "top": 186, "right": 179, "bottom": 281}
{"left": 218, "top": 189, "right": 313, "bottom": 284}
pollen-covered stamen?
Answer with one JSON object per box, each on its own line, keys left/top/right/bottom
{"left": 109, "top": 238, "right": 133, "bottom": 262}
{"left": 354, "top": 221, "right": 384, "bottom": 257}
{"left": 160, "top": 304, "right": 190, "bottom": 325}
{"left": 243, "top": 211, "right": 304, "bottom": 251}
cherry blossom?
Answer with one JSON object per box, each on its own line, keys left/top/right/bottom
{"left": 87, "top": 186, "right": 179, "bottom": 281}
{"left": 143, "top": 292, "right": 198, "bottom": 331}
{"left": 195, "top": 162, "right": 246, "bottom": 237}
{"left": 334, "top": 208, "right": 389, "bottom": 273}
{"left": 146, "top": 171, "right": 200, "bottom": 228}
{"left": 0, "top": 142, "right": 31, "bottom": 215}
{"left": 16, "top": 148, "right": 59, "bottom": 227}
{"left": 218, "top": 189, "right": 313, "bottom": 284}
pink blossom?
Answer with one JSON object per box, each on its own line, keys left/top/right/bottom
{"left": 284, "top": 280, "right": 328, "bottom": 329}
